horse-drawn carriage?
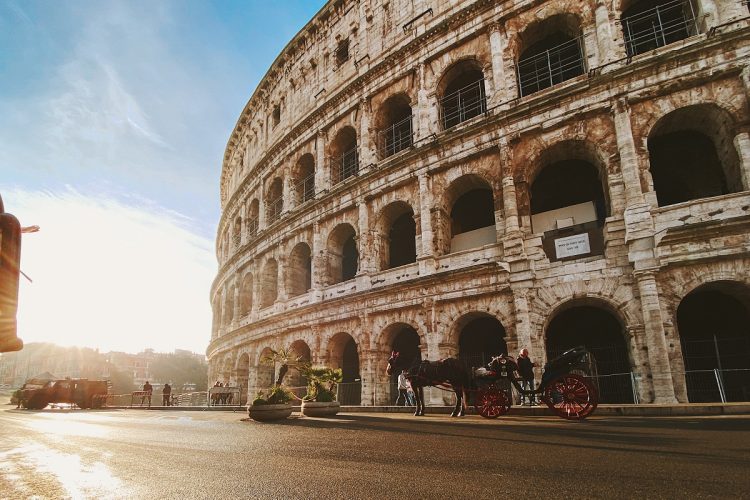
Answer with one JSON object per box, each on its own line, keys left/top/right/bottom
{"left": 387, "top": 346, "right": 599, "bottom": 421}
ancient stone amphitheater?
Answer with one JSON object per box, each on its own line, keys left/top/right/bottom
{"left": 208, "top": 0, "right": 750, "bottom": 406}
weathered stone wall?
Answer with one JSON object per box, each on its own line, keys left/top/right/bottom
{"left": 208, "top": 0, "right": 750, "bottom": 405}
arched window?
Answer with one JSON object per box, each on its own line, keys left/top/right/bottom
{"left": 376, "top": 94, "right": 413, "bottom": 158}
{"left": 266, "top": 178, "right": 283, "bottom": 224}
{"left": 648, "top": 105, "right": 742, "bottom": 206}
{"left": 293, "top": 154, "right": 315, "bottom": 205}
{"left": 260, "top": 259, "right": 278, "bottom": 308}
{"left": 239, "top": 273, "right": 253, "bottom": 315}
{"left": 379, "top": 201, "right": 416, "bottom": 270}
{"left": 517, "top": 15, "right": 585, "bottom": 97}
{"left": 621, "top": 0, "right": 699, "bottom": 57}
{"left": 457, "top": 314, "right": 507, "bottom": 369}
{"left": 247, "top": 199, "right": 259, "bottom": 237}
{"left": 438, "top": 60, "right": 486, "bottom": 129}
{"left": 447, "top": 175, "right": 496, "bottom": 253}
{"left": 327, "top": 224, "right": 358, "bottom": 284}
{"left": 287, "top": 243, "right": 312, "bottom": 297}
{"left": 329, "top": 127, "right": 358, "bottom": 184}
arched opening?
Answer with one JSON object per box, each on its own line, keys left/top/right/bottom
{"left": 517, "top": 14, "right": 585, "bottom": 97}
{"left": 545, "top": 304, "right": 634, "bottom": 403}
{"left": 223, "top": 286, "right": 235, "bottom": 326}
{"left": 676, "top": 282, "right": 750, "bottom": 402}
{"left": 457, "top": 314, "right": 508, "bottom": 370}
{"left": 260, "top": 259, "right": 278, "bottom": 308}
{"left": 239, "top": 272, "right": 253, "bottom": 316}
{"left": 648, "top": 105, "right": 742, "bottom": 207}
{"left": 287, "top": 242, "right": 312, "bottom": 297}
{"left": 376, "top": 94, "right": 413, "bottom": 158}
{"left": 438, "top": 59, "right": 487, "bottom": 129}
{"left": 266, "top": 178, "right": 283, "bottom": 224}
{"left": 447, "top": 175, "right": 496, "bottom": 253}
{"left": 330, "top": 332, "right": 361, "bottom": 405}
{"left": 327, "top": 224, "right": 358, "bottom": 284}
{"left": 379, "top": 201, "right": 416, "bottom": 270}
{"left": 621, "top": 0, "right": 699, "bottom": 57}
{"left": 256, "top": 347, "right": 275, "bottom": 390}
{"left": 236, "top": 353, "right": 250, "bottom": 405}
{"left": 247, "top": 199, "right": 259, "bottom": 237}
{"left": 387, "top": 324, "right": 421, "bottom": 404}
{"left": 294, "top": 154, "right": 315, "bottom": 205}
{"left": 329, "top": 126, "right": 358, "bottom": 184}
{"left": 287, "top": 340, "right": 312, "bottom": 392}
{"left": 530, "top": 148, "right": 608, "bottom": 261}
{"left": 232, "top": 216, "right": 242, "bottom": 249}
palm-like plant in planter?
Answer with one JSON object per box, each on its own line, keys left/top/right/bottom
{"left": 247, "top": 347, "right": 301, "bottom": 421}
{"left": 299, "top": 364, "right": 343, "bottom": 417}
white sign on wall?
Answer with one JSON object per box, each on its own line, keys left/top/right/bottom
{"left": 555, "top": 233, "right": 591, "bottom": 259}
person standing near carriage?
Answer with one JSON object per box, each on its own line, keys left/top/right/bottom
{"left": 517, "top": 349, "right": 537, "bottom": 405}
{"left": 162, "top": 383, "right": 171, "bottom": 406}
{"left": 396, "top": 369, "right": 410, "bottom": 406}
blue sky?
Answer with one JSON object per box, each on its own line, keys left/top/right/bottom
{"left": 0, "top": 0, "right": 325, "bottom": 353}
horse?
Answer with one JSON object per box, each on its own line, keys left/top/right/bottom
{"left": 386, "top": 351, "right": 470, "bottom": 417}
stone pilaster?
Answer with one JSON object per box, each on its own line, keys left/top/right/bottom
{"left": 488, "top": 22, "right": 508, "bottom": 105}
{"left": 232, "top": 284, "right": 241, "bottom": 326}
{"left": 417, "top": 173, "right": 435, "bottom": 259}
{"left": 358, "top": 98, "right": 376, "bottom": 168}
{"left": 315, "top": 130, "right": 329, "bottom": 193}
{"left": 357, "top": 200, "right": 375, "bottom": 276}
{"left": 635, "top": 271, "right": 677, "bottom": 403}
{"left": 311, "top": 221, "right": 326, "bottom": 291}
{"left": 734, "top": 130, "right": 750, "bottom": 190}
{"left": 594, "top": 0, "right": 617, "bottom": 65}
{"left": 696, "top": 0, "right": 719, "bottom": 30}
{"left": 415, "top": 63, "right": 434, "bottom": 141}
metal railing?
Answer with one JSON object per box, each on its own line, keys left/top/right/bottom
{"left": 330, "top": 148, "right": 359, "bottom": 185}
{"left": 622, "top": 0, "right": 698, "bottom": 57}
{"left": 517, "top": 36, "right": 586, "bottom": 97}
{"left": 296, "top": 173, "right": 315, "bottom": 204}
{"left": 246, "top": 216, "right": 258, "bottom": 237}
{"left": 265, "top": 196, "right": 283, "bottom": 224}
{"left": 378, "top": 114, "right": 413, "bottom": 158}
{"left": 232, "top": 232, "right": 241, "bottom": 249}
{"left": 440, "top": 79, "right": 487, "bottom": 129}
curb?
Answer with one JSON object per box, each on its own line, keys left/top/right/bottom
{"left": 105, "top": 402, "right": 750, "bottom": 416}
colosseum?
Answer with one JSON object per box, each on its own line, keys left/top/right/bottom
{"left": 208, "top": 0, "right": 750, "bottom": 407}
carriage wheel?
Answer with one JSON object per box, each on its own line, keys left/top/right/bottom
{"left": 542, "top": 373, "right": 598, "bottom": 420}
{"left": 474, "top": 385, "right": 511, "bottom": 419}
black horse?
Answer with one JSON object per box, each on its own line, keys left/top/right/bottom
{"left": 386, "top": 351, "right": 470, "bottom": 417}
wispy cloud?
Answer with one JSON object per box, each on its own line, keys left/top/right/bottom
{"left": 4, "top": 187, "right": 216, "bottom": 353}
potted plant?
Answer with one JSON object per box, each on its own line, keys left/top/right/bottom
{"left": 247, "top": 347, "right": 300, "bottom": 422}
{"left": 247, "top": 385, "right": 294, "bottom": 421}
{"left": 299, "top": 365, "right": 343, "bottom": 417}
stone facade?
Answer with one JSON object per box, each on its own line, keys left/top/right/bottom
{"left": 208, "top": 0, "right": 750, "bottom": 405}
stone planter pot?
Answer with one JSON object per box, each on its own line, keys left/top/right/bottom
{"left": 301, "top": 401, "right": 340, "bottom": 418}
{"left": 247, "top": 403, "right": 293, "bottom": 422}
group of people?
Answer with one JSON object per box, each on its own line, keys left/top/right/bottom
{"left": 211, "top": 381, "right": 234, "bottom": 405}
{"left": 139, "top": 381, "right": 173, "bottom": 407}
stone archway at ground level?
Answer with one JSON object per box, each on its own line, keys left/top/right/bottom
{"left": 328, "top": 332, "right": 361, "bottom": 405}
{"left": 456, "top": 313, "right": 507, "bottom": 370}
{"left": 255, "top": 347, "right": 275, "bottom": 392}
{"left": 545, "top": 304, "right": 635, "bottom": 404}
{"left": 286, "top": 340, "right": 312, "bottom": 393}
{"left": 676, "top": 281, "right": 750, "bottom": 402}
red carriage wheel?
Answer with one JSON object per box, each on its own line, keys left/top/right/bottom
{"left": 542, "top": 373, "right": 598, "bottom": 420}
{"left": 474, "top": 385, "right": 511, "bottom": 419}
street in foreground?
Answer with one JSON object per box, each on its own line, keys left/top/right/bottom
{"left": 1, "top": 407, "right": 749, "bottom": 499}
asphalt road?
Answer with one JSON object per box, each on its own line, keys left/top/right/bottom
{"left": 1, "top": 407, "right": 749, "bottom": 499}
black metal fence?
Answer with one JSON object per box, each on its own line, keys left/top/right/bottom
{"left": 622, "top": 0, "right": 698, "bottom": 57}
{"left": 440, "top": 79, "right": 487, "bottom": 129}
{"left": 378, "top": 114, "right": 413, "bottom": 158}
{"left": 517, "top": 36, "right": 585, "bottom": 97}
{"left": 330, "top": 148, "right": 359, "bottom": 185}
{"left": 296, "top": 173, "right": 315, "bottom": 204}
{"left": 265, "top": 197, "right": 283, "bottom": 224}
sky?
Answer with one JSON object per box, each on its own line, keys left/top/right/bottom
{"left": 0, "top": 0, "right": 326, "bottom": 354}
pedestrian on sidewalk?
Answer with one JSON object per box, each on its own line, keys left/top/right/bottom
{"left": 517, "top": 348, "right": 537, "bottom": 405}
{"left": 396, "top": 369, "right": 410, "bottom": 406}
{"left": 142, "top": 381, "right": 153, "bottom": 408}
{"left": 162, "top": 383, "right": 171, "bottom": 406}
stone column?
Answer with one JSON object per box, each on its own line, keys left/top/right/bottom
{"left": 232, "top": 284, "right": 241, "bottom": 326}
{"left": 358, "top": 98, "right": 376, "bottom": 169}
{"left": 488, "top": 22, "right": 508, "bottom": 105}
{"left": 415, "top": 63, "right": 434, "bottom": 141}
{"left": 311, "top": 221, "right": 326, "bottom": 291}
{"left": 696, "top": 0, "right": 719, "bottom": 30}
{"left": 276, "top": 255, "right": 288, "bottom": 303}
{"left": 251, "top": 266, "right": 262, "bottom": 313}
{"left": 282, "top": 169, "right": 293, "bottom": 213}
{"left": 417, "top": 173, "right": 435, "bottom": 257}
{"left": 315, "top": 130, "right": 329, "bottom": 194}
{"left": 357, "top": 200, "right": 374, "bottom": 278}
{"left": 635, "top": 271, "right": 677, "bottom": 403}
{"left": 258, "top": 180, "right": 266, "bottom": 230}
{"left": 239, "top": 202, "right": 247, "bottom": 246}
{"left": 594, "top": 0, "right": 617, "bottom": 65}
{"left": 734, "top": 130, "right": 750, "bottom": 190}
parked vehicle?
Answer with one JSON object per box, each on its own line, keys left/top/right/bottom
{"left": 19, "top": 378, "right": 110, "bottom": 410}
